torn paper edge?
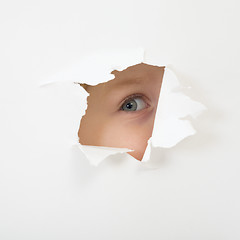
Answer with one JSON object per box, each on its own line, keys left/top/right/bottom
{"left": 40, "top": 48, "right": 206, "bottom": 167}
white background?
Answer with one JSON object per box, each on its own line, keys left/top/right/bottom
{"left": 0, "top": 0, "right": 240, "bottom": 239}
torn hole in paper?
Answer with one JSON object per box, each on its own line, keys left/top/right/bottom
{"left": 78, "top": 63, "right": 165, "bottom": 161}
{"left": 42, "top": 48, "right": 206, "bottom": 167}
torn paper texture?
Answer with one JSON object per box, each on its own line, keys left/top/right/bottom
{"left": 78, "top": 145, "right": 133, "bottom": 167}
{"left": 141, "top": 68, "right": 206, "bottom": 163}
{"left": 42, "top": 48, "right": 145, "bottom": 86}
{"left": 150, "top": 67, "right": 206, "bottom": 148}
{"left": 41, "top": 48, "right": 206, "bottom": 167}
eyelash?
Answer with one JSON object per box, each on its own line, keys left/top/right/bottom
{"left": 118, "top": 93, "right": 149, "bottom": 111}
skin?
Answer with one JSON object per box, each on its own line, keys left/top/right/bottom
{"left": 78, "top": 63, "right": 164, "bottom": 160}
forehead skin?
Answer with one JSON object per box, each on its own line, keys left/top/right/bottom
{"left": 78, "top": 63, "right": 164, "bottom": 160}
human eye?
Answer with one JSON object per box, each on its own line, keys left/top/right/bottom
{"left": 120, "top": 94, "right": 150, "bottom": 112}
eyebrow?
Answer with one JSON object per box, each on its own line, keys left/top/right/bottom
{"left": 103, "top": 76, "right": 151, "bottom": 104}
{"left": 108, "top": 76, "right": 147, "bottom": 88}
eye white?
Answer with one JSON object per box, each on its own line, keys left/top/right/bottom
{"left": 134, "top": 97, "right": 147, "bottom": 110}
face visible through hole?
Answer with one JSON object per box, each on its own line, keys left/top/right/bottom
{"left": 78, "top": 63, "right": 164, "bottom": 160}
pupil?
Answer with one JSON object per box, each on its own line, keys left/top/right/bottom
{"left": 126, "top": 102, "right": 133, "bottom": 109}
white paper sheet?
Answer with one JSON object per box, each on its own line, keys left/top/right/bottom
{"left": 41, "top": 48, "right": 206, "bottom": 166}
